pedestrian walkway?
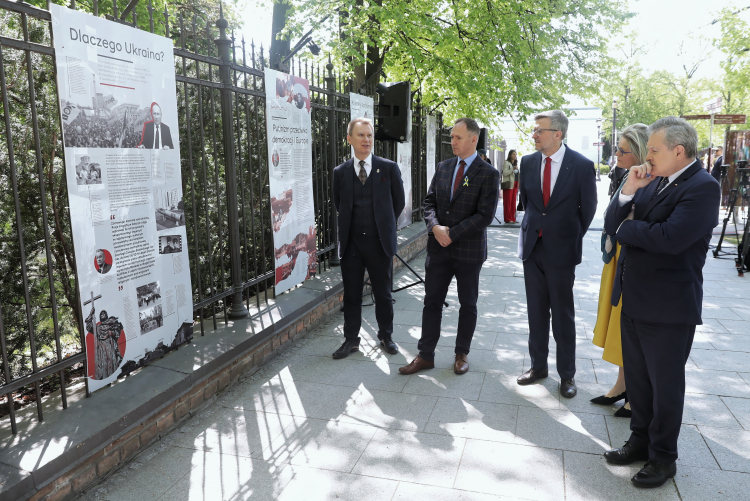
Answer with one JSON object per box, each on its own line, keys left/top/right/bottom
{"left": 77, "top": 183, "right": 750, "bottom": 501}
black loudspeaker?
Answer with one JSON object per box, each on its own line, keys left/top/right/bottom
{"left": 375, "top": 81, "right": 411, "bottom": 142}
{"left": 477, "top": 128, "right": 488, "bottom": 151}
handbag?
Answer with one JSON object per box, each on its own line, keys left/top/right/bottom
{"left": 501, "top": 181, "right": 512, "bottom": 190}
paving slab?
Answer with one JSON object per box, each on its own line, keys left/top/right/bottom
{"left": 352, "top": 429, "right": 466, "bottom": 488}
{"left": 338, "top": 387, "right": 438, "bottom": 432}
{"left": 275, "top": 465, "right": 398, "bottom": 501}
{"left": 514, "top": 407, "right": 610, "bottom": 454}
{"left": 422, "top": 397, "right": 517, "bottom": 443}
{"left": 156, "top": 452, "right": 294, "bottom": 501}
{"left": 402, "top": 369, "right": 486, "bottom": 400}
{"left": 673, "top": 465, "right": 750, "bottom": 500}
{"left": 262, "top": 417, "right": 377, "bottom": 472}
{"left": 719, "top": 396, "right": 750, "bottom": 430}
{"left": 454, "top": 440, "right": 565, "bottom": 501}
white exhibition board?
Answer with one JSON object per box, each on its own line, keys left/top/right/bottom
{"left": 348, "top": 92, "right": 375, "bottom": 156}
{"left": 426, "top": 115, "right": 437, "bottom": 189}
{"left": 264, "top": 68, "right": 317, "bottom": 294}
{"left": 51, "top": 5, "right": 193, "bottom": 392}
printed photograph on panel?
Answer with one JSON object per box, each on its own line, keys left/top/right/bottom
{"left": 75, "top": 154, "right": 103, "bottom": 185}
{"left": 94, "top": 248, "right": 113, "bottom": 274}
{"left": 84, "top": 293, "right": 127, "bottom": 380}
{"left": 274, "top": 226, "right": 317, "bottom": 285}
{"left": 61, "top": 95, "right": 176, "bottom": 149}
{"left": 153, "top": 186, "right": 185, "bottom": 230}
{"left": 139, "top": 304, "right": 163, "bottom": 335}
{"left": 136, "top": 281, "right": 161, "bottom": 309}
{"left": 271, "top": 188, "right": 293, "bottom": 232}
{"left": 159, "top": 235, "right": 182, "bottom": 254}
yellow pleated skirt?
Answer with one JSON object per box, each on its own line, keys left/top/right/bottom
{"left": 592, "top": 243, "right": 623, "bottom": 367}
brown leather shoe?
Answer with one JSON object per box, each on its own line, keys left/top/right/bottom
{"left": 454, "top": 353, "right": 469, "bottom": 374}
{"left": 398, "top": 355, "right": 435, "bottom": 375}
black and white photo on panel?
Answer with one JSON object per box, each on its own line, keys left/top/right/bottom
{"left": 139, "top": 303, "right": 163, "bottom": 335}
{"left": 153, "top": 185, "right": 185, "bottom": 231}
{"left": 75, "top": 154, "right": 102, "bottom": 185}
{"left": 159, "top": 235, "right": 182, "bottom": 254}
{"left": 136, "top": 280, "right": 161, "bottom": 309}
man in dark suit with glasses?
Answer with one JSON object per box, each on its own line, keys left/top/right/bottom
{"left": 516, "top": 110, "right": 597, "bottom": 399}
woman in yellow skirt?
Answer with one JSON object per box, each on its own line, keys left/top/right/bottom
{"left": 591, "top": 124, "right": 649, "bottom": 417}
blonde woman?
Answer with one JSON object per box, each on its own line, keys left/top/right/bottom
{"left": 591, "top": 124, "right": 649, "bottom": 417}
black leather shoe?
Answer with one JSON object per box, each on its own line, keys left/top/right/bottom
{"left": 517, "top": 368, "right": 549, "bottom": 386}
{"left": 632, "top": 460, "right": 676, "bottom": 488}
{"left": 604, "top": 441, "right": 649, "bottom": 465}
{"left": 380, "top": 338, "right": 398, "bottom": 354}
{"left": 590, "top": 391, "right": 627, "bottom": 405}
{"left": 560, "top": 378, "right": 577, "bottom": 398}
{"left": 332, "top": 340, "right": 360, "bottom": 359}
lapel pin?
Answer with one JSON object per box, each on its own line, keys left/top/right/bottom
{"left": 377, "top": 169, "right": 380, "bottom": 173}
{"left": 463, "top": 176, "right": 469, "bottom": 187}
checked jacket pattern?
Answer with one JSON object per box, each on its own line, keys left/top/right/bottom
{"left": 423, "top": 156, "right": 500, "bottom": 264}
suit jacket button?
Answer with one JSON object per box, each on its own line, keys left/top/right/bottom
{"left": 543, "top": 212, "right": 546, "bottom": 216}
{"left": 446, "top": 211, "right": 450, "bottom": 214}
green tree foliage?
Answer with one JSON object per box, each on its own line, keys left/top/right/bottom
{"left": 286, "top": 0, "right": 629, "bottom": 125}
{"left": 711, "top": 8, "right": 750, "bottom": 134}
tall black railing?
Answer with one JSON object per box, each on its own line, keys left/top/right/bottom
{"left": 0, "top": 0, "right": 447, "bottom": 434}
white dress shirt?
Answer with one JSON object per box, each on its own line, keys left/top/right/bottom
{"left": 540, "top": 144, "right": 566, "bottom": 193}
{"left": 617, "top": 159, "right": 697, "bottom": 206}
{"left": 353, "top": 153, "right": 373, "bottom": 178}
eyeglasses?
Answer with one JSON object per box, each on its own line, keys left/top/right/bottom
{"left": 531, "top": 128, "right": 559, "bottom": 135}
{"left": 616, "top": 147, "right": 631, "bottom": 155}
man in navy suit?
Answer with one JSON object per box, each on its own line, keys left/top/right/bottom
{"left": 516, "top": 110, "right": 597, "bottom": 398}
{"left": 331, "top": 117, "right": 405, "bottom": 359}
{"left": 603, "top": 117, "right": 720, "bottom": 488}
{"left": 399, "top": 117, "right": 499, "bottom": 375}
{"left": 138, "top": 103, "right": 174, "bottom": 150}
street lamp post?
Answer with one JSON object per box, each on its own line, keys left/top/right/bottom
{"left": 612, "top": 98, "right": 618, "bottom": 166}
{"left": 596, "top": 118, "right": 602, "bottom": 181}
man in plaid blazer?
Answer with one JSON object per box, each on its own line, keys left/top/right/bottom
{"left": 516, "top": 110, "right": 597, "bottom": 399}
{"left": 399, "top": 117, "right": 500, "bottom": 375}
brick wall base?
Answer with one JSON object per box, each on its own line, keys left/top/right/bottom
{"left": 28, "top": 240, "right": 427, "bottom": 501}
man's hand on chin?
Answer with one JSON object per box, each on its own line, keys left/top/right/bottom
{"left": 622, "top": 161, "right": 656, "bottom": 195}
{"left": 433, "top": 225, "right": 452, "bottom": 247}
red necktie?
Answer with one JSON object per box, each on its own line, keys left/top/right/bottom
{"left": 452, "top": 160, "right": 466, "bottom": 199}
{"left": 540, "top": 157, "right": 551, "bottom": 237}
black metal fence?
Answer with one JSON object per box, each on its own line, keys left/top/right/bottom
{"left": 0, "top": 0, "right": 448, "bottom": 434}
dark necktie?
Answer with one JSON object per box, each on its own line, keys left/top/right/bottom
{"left": 452, "top": 160, "right": 466, "bottom": 199}
{"left": 358, "top": 160, "right": 367, "bottom": 185}
{"left": 653, "top": 176, "right": 670, "bottom": 199}
{"left": 540, "top": 157, "right": 552, "bottom": 237}
{"left": 155, "top": 124, "right": 160, "bottom": 149}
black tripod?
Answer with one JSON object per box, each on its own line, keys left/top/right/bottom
{"left": 713, "top": 164, "right": 749, "bottom": 258}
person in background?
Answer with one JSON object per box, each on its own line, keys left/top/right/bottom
{"left": 590, "top": 123, "right": 649, "bottom": 418}
{"left": 711, "top": 146, "right": 723, "bottom": 183}
{"left": 502, "top": 150, "right": 519, "bottom": 223}
{"left": 511, "top": 151, "right": 520, "bottom": 222}
{"left": 478, "top": 149, "right": 492, "bottom": 166}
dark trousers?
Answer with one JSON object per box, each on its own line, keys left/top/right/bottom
{"left": 523, "top": 237, "right": 577, "bottom": 379}
{"left": 341, "top": 236, "right": 393, "bottom": 342}
{"left": 418, "top": 245, "right": 483, "bottom": 361}
{"left": 621, "top": 311, "right": 695, "bottom": 464}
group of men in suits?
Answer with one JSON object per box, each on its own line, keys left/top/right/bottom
{"left": 332, "top": 111, "right": 719, "bottom": 489}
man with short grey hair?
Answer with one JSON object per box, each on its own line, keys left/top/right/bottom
{"left": 603, "top": 116, "right": 720, "bottom": 488}
{"left": 332, "top": 116, "right": 405, "bottom": 359}
{"left": 516, "top": 109, "right": 597, "bottom": 399}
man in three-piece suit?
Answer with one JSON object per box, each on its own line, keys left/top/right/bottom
{"left": 710, "top": 146, "right": 723, "bottom": 183}
{"left": 603, "top": 117, "right": 720, "bottom": 488}
{"left": 516, "top": 110, "right": 597, "bottom": 398}
{"left": 138, "top": 103, "right": 174, "bottom": 150}
{"left": 331, "top": 117, "right": 405, "bottom": 359}
{"left": 399, "top": 118, "right": 499, "bottom": 375}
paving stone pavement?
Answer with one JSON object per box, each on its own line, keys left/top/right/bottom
{"left": 78, "top": 182, "right": 750, "bottom": 500}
